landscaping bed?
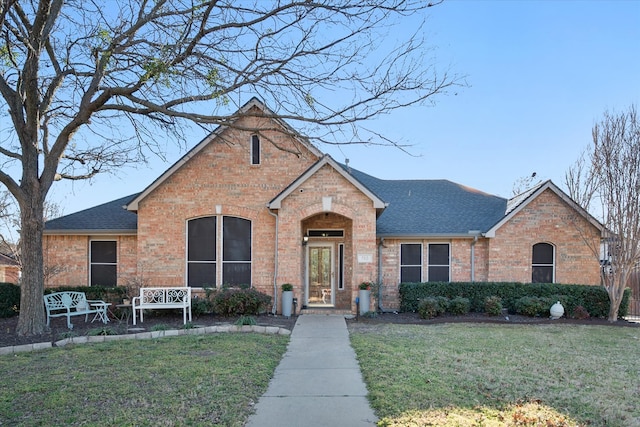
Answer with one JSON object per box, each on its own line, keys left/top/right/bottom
{"left": 2, "top": 309, "right": 637, "bottom": 349}
{"left": 0, "top": 310, "right": 297, "bottom": 348}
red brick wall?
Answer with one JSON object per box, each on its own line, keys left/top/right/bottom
{"left": 487, "top": 189, "right": 601, "bottom": 285}
{"left": 135, "top": 112, "right": 320, "bottom": 296}
{"left": 279, "top": 164, "right": 378, "bottom": 312}
{"left": 43, "top": 235, "right": 137, "bottom": 288}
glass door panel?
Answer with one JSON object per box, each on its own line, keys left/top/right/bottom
{"left": 307, "top": 245, "right": 333, "bottom": 306}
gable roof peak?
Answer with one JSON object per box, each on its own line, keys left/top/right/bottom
{"left": 127, "top": 96, "right": 322, "bottom": 211}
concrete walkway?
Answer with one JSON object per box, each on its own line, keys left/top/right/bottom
{"left": 245, "top": 314, "right": 378, "bottom": 427}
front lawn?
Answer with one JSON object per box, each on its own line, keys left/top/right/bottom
{"left": 349, "top": 323, "right": 639, "bottom": 427}
{"left": 0, "top": 333, "right": 288, "bottom": 426}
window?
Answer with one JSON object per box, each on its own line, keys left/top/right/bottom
{"left": 222, "top": 216, "right": 252, "bottom": 285}
{"left": 428, "top": 243, "right": 450, "bottom": 282}
{"left": 251, "top": 135, "right": 260, "bottom": 165}
{"left": 400, "top": 243, "right": 422, "bottom": 282}
{"left": 532, "top": 243, "right": 554, "bottom": 283}
{"left": 338, "top": 243, "right": 344, "bottom": 290}
{"left": 90, "top": 240, "right": 117, "bottom": 286}
{"left": 187, "top": 217, "right": 217, "bottom": 287}
{"left": 187, "top": 216, "right": 252, "bottom": 287}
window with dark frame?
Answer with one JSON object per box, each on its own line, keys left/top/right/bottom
{"left": 532, "top": 242, "right": 554, "bottom": 283}
{"left": 428, "top": 243, "right": 450, "bottom": 282}
{"left": 400, "top": 243, "right": 422, "bottom": 283}
{"left": 90, "top": 240, "right": 117, "bottom": 287}
{"left": 222, "top": 216, "right": 252, "bottom": 286}
{"left": 251, "top": 135, "right": 260, "bottom": 165}
{"left": 187, "top": 217, "right": 217, "bottom": 287}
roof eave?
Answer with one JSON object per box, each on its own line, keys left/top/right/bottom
{"left": 268, "top": 154, "right": 387, "bottom": 210}
{"left": 376, "top": 233, "right": 487, "bottom": 239}
{"left": 43, "top": 229, "right": 137, "bottom": 236}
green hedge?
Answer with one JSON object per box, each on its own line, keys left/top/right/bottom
{"left": 399, "top": 281, "right": 631, "bottom": 319}
{"left": 0, "top": 283, "right": 20, "bottom": 318}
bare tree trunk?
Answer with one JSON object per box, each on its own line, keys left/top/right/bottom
{"left": 16, "top": 196, "right": 46, "bottom": 336}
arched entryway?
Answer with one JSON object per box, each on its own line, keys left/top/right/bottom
{"left": 301, "top": 213, "right": 352, "bottom": 310}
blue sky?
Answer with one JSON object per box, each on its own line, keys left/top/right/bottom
{"left": 50, "top": 0, "right": 640, "bottom": 217}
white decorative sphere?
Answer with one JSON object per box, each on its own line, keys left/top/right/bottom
{"left": 550, "top": 301, "right": 565, "bottom": 319}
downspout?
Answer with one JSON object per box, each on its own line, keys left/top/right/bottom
{"left": 470, "top": 235, "right": 478, "bottom": 282}
{"left": 268, "top": 209, "right": 279, "bottom": 315}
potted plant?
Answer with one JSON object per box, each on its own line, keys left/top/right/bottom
{"left": 358, "top": 282, "right": 372, "bottom": 315}
{"left": 281, "top": 283, "right": 294, "bottom": 318}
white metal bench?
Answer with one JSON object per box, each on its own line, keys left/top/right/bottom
{"left": 44, "top": 291, "right": 110, "bottom": 329}
{"left": 132, "top": 287, "right": 192, "bottom": 325}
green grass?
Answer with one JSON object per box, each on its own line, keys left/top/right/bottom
{"left": 349, "top": 323, "right": 640, "bottom": 427}
{"left": 0, "top": 333, "right": 288, "bottom": 426}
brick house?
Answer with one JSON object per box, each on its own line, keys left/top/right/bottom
{"left": 43, "top": 98, "right": 604, "bottom": 314}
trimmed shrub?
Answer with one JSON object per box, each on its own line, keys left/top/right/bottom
{"left": 191, "top": 287, "right": 216, "bottom": 316}
{"left": 0, "top": 283, "right": 20, "bottom": 318}
{"left": 571, "top": 305, "right": 590, "bottom": 319}
{"left": 448, "top": 297, "right": 470, "bottom": 315}
{"left": 484, "top": 296, "right": 503, "bottom": 316}
{"left": 399, "top": 281, "right": 631, "bottom": 319}
{"left": 212, "top": 288, "right": 272, "bottom": 316}
{"left": 417, "top": 297, "right": 448, "bottom": 319}
{"left": 515, "top": 296, "right": 552, "bottom": 317}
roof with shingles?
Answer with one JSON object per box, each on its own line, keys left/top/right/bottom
{"left": 44, "top": 194, "right": 139, "bottom": 234}
{"left": 44, "top": 168, "right": 512, "bottom": 237}
{"left": 344, "top": 167, "right": 508, "bottom": 237}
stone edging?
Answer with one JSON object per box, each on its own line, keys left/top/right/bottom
{"left": 0, "top": 324, "right": 291, "bottom": 356}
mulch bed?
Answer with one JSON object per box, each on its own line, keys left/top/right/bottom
{"left": 1, "top": 310, "right": 637, "bottom": 348}
{"left": 0, "top": 311, "right": 297, "bottom": 348}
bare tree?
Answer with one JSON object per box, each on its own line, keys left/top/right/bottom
{"left": 0, "top": 0, "right": 461, "bottom": 335}
{"left": 565, "top": 105, "right": 640, "bottom": 321}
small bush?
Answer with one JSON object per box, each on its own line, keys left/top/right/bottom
{"left": 151, "top": 324, "right": 170, "bottom": 331}
{"left": 484, "top": 296, "right": 503, "bottom": 316}
{"left": 87, "top": 327, "right": 117, "bottom": 336}
{"left": 234, "top": 315, "right": 257, "bottom": 326}
{"left": 572, "top": 305, "right": 590, "bottom": 319}
{"left": 418, "top": 297, "right": 448, "bottom": 319}
{"left": 191, "top": 295, "right": 215, "bottom": 316}
{"left": 0, "top": 283, "right": 20, "bottom": 318}
{"left": 448, "top": 297, "right": 470, "bottom": 315}
{"left": 515, "top": 296, "right": 552, "bottom": 317}
{"left": 212, "top": 288, "right": 272, "bottom": 316}
{"left": 362, "top": 311, "right": 378, "bottom": 318}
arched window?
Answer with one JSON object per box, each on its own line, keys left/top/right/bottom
{"left": 187, "top": 217, "right": 217, "bottom": 287}
{"left": 187, "top": 216, "right": 252, "bottom": 287}
{"left": 532, "top": 243, "right": 554, "bottom": 283}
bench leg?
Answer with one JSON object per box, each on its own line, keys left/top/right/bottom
{"left": 66, "top": 315, "right": 73, "bottom": 330}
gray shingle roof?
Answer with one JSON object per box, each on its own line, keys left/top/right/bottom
{"left": 345, "top": 167, "right": 508, "bottom": 237}
{"left": 45, "top": 168, "right": 509, "bottom": 237}
{"left": 44, "top": 194, "right": 139, "bottom": 233}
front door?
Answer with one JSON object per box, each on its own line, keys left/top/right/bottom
{"left": 306, "top": 244, "right": 334, "bottom": 306}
